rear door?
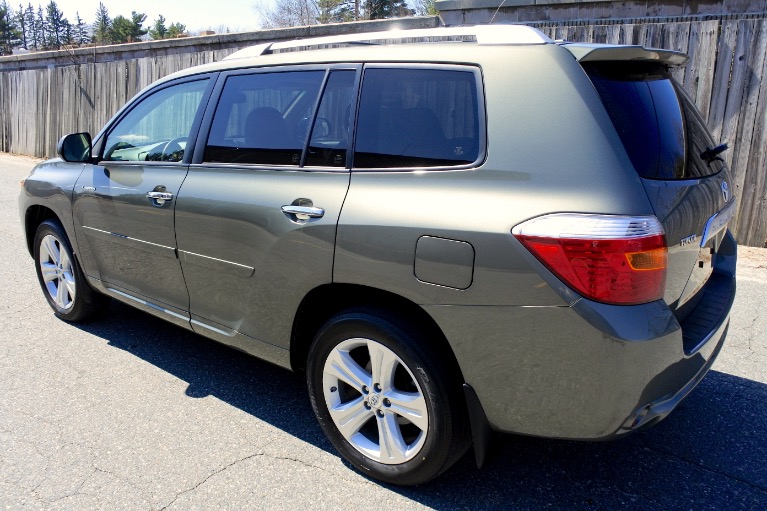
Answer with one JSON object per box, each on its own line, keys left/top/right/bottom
{"left": 175, "top": 66, "right": 357, "bottom": 348}
{"left": 584, "top": 61, "right": 736, "bottom": 314}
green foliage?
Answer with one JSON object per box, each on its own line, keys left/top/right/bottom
{"left": 112, "top": 11, "right": 146, "bottom": 43}
{"left": 148, "top": 14, "right": 166, "bottom": 39}
{"left": 16, "top": 3, "right": 27, "bottom": 48}
{"left": 74, "top": 11, "right": 88, "bottom": 45}
{"left": 44, "top": 1, "right": 68, "bottom": 48}
{"left": 0, "top": 1, "right": 20, "bottom": 55}
{"left": 149, "top": 15, "right": 185, "bottom": 40}
{"left": 24, "top": 3, "right": 38, "bottom": 49}
{"left": 364, "top": 0, "right": 412, "bottom": 20}
{"left": 167, "top": 22, "right": 185, "bottom": 38}
{"left": 91, "top": 1, "right": 110, "bottom": 45}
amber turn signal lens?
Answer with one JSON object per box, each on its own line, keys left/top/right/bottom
{"left": 625, "top": 248, "right": 668, "bottom": 271}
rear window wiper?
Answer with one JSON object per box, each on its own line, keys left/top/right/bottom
{"left": 701, "top": 143, "right": 728, "bottom": 164}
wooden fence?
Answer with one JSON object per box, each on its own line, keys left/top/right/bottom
{"left": 0, "top": 15, "right": 765, "bottom": 245}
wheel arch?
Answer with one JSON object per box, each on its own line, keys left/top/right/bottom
{"left": 290, "top": 283, "right": 466, "bottom": 384}
{"left": 24, "top": 205, "right": 60, "bottom": 257}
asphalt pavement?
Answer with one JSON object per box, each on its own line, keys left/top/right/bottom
{"left": 2, "top": 152, "right": 766, "bottom": 510}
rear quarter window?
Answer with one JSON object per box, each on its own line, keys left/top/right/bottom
{"left": 354, "top": 67, "right": 482, "bottom": 169}
{"left": 586, "top": 62, "right": 724, "bottom": 180}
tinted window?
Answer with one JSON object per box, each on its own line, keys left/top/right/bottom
{"left": 354, "top": 68, "right": 480, "bottom": 168}
{"left": 204, "top": 71, "right": 324, "bottom": 165}
{"left": 103, "top": 79, "right": 209, "bottom": 162}
{"left": 305, "top": 71, "right": 355, "bottom": 167}
{"left": 586, "top": 62, "right": 722, "bottom": 179}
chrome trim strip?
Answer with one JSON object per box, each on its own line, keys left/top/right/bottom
{"left": 190, "top": 319, "right": 237, "bottom": 337}
{"left": 81, "top": 226, "right": 175, "bottom": 251}
{"left": 700, "top": 197, "right": 737, "bottom": 247}
{"left": 178, "top": 250, "right": 255, "bottom": 276}
{"left": 106, "top": 288, "right": 190, "bottom": 321}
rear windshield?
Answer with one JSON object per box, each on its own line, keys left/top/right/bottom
{"left": 585, "top": 62, "right": 723, "bottom": 180}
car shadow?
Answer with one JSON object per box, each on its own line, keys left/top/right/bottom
{"left": 76, "top": 301, "right": 767, "bottom": 510}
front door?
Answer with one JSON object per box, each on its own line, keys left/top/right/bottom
{"left": 73, "top": 77, "right": 212, "bottom": 317}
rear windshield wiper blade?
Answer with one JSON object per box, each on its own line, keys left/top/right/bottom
{"left": 701, "top": 143, "right": 728, "bottom": 164}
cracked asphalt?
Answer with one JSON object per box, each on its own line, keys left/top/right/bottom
{"left": 2, "top": 152, "right": 767, "bottom": 510}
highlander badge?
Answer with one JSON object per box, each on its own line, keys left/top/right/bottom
{"left": 680, "top": 234, "right": 697, "bottom": 246}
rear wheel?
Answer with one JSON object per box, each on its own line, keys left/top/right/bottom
{"left": 33, "top": 219, "right": 108, "bottom": 321}
{"left": 307, "top": 309, "right": 468, "bottom": 485}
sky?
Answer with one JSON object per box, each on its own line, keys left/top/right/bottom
{"left": 48, "top": 0, "right": 272, "bottom": 33}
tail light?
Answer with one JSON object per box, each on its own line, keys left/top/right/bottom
{"left": 512, "top": 214, "right": 667, "bottom": 305}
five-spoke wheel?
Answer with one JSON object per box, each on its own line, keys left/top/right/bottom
{"left": 308, "top": 310, "right": 468, "bottom": 485}
{"left": 322, "top": 337, "right": 429, "bottom": 464}
{"left": 33, "top": 219, "right": 108, "bottom": 321}
{"left": 38, "top": 233, "right": 76, "bottom": 310}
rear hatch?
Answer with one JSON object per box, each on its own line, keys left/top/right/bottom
{"left": 566, "top": 45, "right": 736, "bottom": 325}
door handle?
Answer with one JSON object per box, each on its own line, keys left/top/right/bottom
{"left": 147, "top": 191, "right": 174, "bottom": 200}
{"left": 147, "top": 191, "right": 174, "bottom": 206}
{"left": 281, "top": 205, "right": 325, "bottom": 220}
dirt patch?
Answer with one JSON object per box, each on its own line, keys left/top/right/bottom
{"left": 738, "top": 245, "right": 767, "bottom": 282}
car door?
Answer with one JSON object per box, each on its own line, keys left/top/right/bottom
{"left": 73, "top": 77, "right": 214, "bottom": 323}
{"left": 175, "top": 67, "right": 357, "bottom": 352}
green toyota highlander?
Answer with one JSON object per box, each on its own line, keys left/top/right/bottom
{"left": 19, "top": 25, "right": 737, "bottom": 485}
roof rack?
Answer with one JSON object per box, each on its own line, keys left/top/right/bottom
{"left": 224, "top": 25, "right": 552, "bottom": 61}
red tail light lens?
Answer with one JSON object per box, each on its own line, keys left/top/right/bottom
{"left": 512, "top": 214, "right": 667, "bottom": 305}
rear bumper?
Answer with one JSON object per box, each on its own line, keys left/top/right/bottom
{"left": 424, "top": 235, "right": 736, "bottom": 440}
{"left": 617, "top": 320, "right": 727, "bottom": 434}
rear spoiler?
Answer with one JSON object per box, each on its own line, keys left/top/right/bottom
{"left": 560, "top": 43, "right": 689, "bottom": 67}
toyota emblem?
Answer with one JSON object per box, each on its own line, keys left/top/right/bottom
{"left": 722, "top": 181, "right": 730, "bottom": 202}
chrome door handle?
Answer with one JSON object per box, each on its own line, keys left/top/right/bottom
{"left": 146, "top": 191, "right": 174, "bottom": 206}
{"left": 147, "top": 191, "right": 174, "bottom": 200}
{"left": 281, "top": 205, "right": 325, "bottom": 219}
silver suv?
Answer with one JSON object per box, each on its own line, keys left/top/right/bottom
{"left": 19, "top": 25, "right": 737, "bottom": 485}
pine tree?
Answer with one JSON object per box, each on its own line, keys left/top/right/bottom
{"left": 35, "top": 5, "right": 46, "bottom": 50}
{"left": 62, "top": 17, "right": 72, "bottom": 45}
{"left": 0, "top": 1, "right": 20, "bottom": 55}
{"left": 24, "top": 3, "right": 36, "bottom": 49}
{"left": 110, "top": 14, "right": 131, "bottom": 43}
{"left": 166, "top": 21, "right": 185, "bottom": 38}
{"left": 364, "top": 0, "right": 411, "bottom": 20}
{"left": 74, "top": 11, "right": 88, "bottom": 45}
{"left": 44, "top": 1, "right": 65, "bottom": 48}
{"left": 16, "top": 3, "right": 27, "bottom": 48}
{"left": 92, "top": 1, "right": 111, "bottom": 45}
{"left": 148, "top": 14, "right": 167, "bottom": 40}
{"left": 129, "top": 11, "right": 147, "bottom": 40}
{"left": 111, "top": 11, "right": 147, "bottom": 43}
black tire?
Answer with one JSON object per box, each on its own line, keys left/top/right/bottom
{"left": 307, "top": 309, "right": 469, "bottom": 486}
{"left": 33, "top": 219, "right": 109, "bottom": 322}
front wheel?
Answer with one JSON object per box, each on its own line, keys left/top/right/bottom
{"left": 33, "top": 219, "right": 108, "bottom": 321}
{"left": 307, "top": 310, "right": 468, "bottom": 485}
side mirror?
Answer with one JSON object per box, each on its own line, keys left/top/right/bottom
{"left": 57, "top": 133, "right": 92, "bottom": 163}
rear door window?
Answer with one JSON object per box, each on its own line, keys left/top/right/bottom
{"left": 586, "top": 62, "right": 723, "bottom": 180}
{"left": 204, "top": 70, "right": 325, "bottom": 166}
{"left": 305, "top": 70, "right": 356, "bottom": 168}
{"left": 354, "top": 67, "right": 482, "bottom": 169}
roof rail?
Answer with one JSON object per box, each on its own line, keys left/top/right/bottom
{"left": 223, "top": 25, "right": 551, "bottom": 61}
